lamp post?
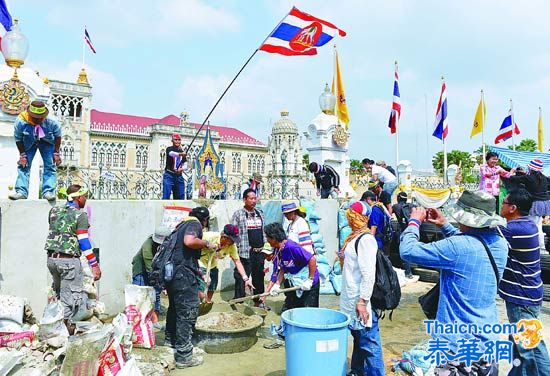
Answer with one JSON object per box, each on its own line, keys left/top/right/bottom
{"left": 1, "top": 19, "right": 29, "bottom": 70}
{"left": 281, "top": 149, "right": 287, "bottom": 199}
{"left": 98, "top": 161, "right": 104, "bottom": 200}
{"left": 319, "top": 83, "right": 336, "bottom": 115}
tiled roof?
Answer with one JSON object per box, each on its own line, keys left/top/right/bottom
{"left": 90, "top": 109, "right": 265, "bottom": 146}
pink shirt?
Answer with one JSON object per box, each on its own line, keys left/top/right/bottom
{"left": 479, "top": 165, "right": 511, "bottom": 196}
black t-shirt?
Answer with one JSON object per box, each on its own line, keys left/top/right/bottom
{"left": 172, "top": 220, "right": 203, "bottom": 270}
{"left": 164, "top": 146, "right": 186, "bottom": 172}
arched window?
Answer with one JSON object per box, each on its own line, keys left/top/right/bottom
{"left": 136, "top": 144, "right": 149, "bottom": 169}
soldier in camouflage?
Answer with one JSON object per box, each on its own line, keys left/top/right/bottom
{"left": 45, "top": 184, "right": 101, "bottom": 331}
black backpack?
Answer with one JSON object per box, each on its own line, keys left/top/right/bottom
{"left": 149, "top": 221, "right": 186, "bottom": 290}
{"left": 354, "top": 233, "right": 401, "bottom": 319}
{"left": 374, "top": 203, "right": 394, "bottom": 245}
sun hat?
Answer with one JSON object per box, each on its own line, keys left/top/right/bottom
{"left": 153, "top": 226, "right": 172, "bottom": 243}
{"left": 444, "top": 190, "right": 506, "bottom": 228}
{"left": 527, "top": 159, "right": 543, "bottom": 172}
{"left": 281, "top": 202, "right": 299, "bottom": 214}
{"left": 349, "top": 201, "right": 372, "bottom": 217}
{"left": 28, "top": 100, "right": 49, "bottom": 119}
{"left": 222, "top": 224, "right": 240, "bottom": 244}
{"left": 252, "top": 172, "right": 263, "bottom": 183}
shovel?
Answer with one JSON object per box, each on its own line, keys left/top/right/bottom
{"left": 198, "top": 253, "right": 215, "bottom": 316}
{"left": 227, "top": 285, "right": 301, "bottom": 310}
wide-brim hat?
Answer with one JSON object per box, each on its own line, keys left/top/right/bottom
{"left": 444, "top": 190, "right": 506, "bottom": 228}
{"left": 252, "top": 173, "right": 263, "bottom": 183}
{"left": 153, "top": 226, "right": 172, "bottom": 243}
{"left": 281, "top": 202, "right": 299, "bottom": 214}
{"left": 28, "top": 100, "right": 49, "bottom": 119}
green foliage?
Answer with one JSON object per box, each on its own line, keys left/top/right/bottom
{"left": 432, "top": 150, "right": 477, "bottom": 182}
{"left": 509, "top": 138, "right": 537, "bottom": 152}
{"left": 349, "top": 159, "right": 365, "bottom": 175}
{"left": 302, "top": 153, "right": 309, "bottom": 172}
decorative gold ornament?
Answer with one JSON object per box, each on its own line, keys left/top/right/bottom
{"left": 77, "top": 68, "right": 89, "bottom": 85}
{"left": 332, "top": 124, "right": 349, "bottom": 146}
{"left": 0, "top": 73, "right": 30, "bottom": 115}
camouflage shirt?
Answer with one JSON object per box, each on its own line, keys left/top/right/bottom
{"left": 44, "top": 204, "right": 89, "bottom": 256}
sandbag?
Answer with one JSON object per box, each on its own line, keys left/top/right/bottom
{"left": 311, "top": 233, "right": 324, "bottom": 245}
{"left": 124, "top": 285, "right": 155, "bottom": 349}
{"left": 38, "top": 301, "right": 69, "bottom": 341}
{"left": 317, "top": 263, "right": 331, "bottom": 283}
{"left": 330, "top": 273, "right": 342, "bottom": 294}
{"left": 60, "top": 324, "right": 113, "bottom": 376}
{"left": 339, "top": 226, "right": 352, "bottom": 249}
{"left": 316, "top": 254, "right": 329, "bottom": 265}
{"left": 319, "top": 280, "right": 335, "bottom": 295}
{"left": 314, "top": 246, "right": 326, "bottom": 255}
{"left": 309, "top": 222, "right": 320, "bottom": 234}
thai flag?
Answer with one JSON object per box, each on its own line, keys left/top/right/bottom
{"left": 85, "top": 28, "right": 96, "bottom": 53}
{"left": 0, "top": 0, "right": 13, "bottom": 51}
{"left": 260, "top": 7, "right": 346, "bottom": 56}
{"left": 388, "top": 69, "right": 401, "bottom": 134}
{"left": 432, "top": 82, "right": 448, "bottom": 140}
{"left": 494, "top": 110, "right": 521, "bottom": 144}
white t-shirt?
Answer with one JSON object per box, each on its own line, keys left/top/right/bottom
{"left": 286, "top": 217, "right": 314, "bottom": 254}
{"left": 371, "top": 165, "right": 396, "bottom": 184}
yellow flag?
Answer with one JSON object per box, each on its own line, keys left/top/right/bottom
{"left": 470, "top": 97, "right": 485, "bottom": 138}
{"left": 538, "top": 108, "right": 544, "bottom": 152}
{"left": 334, "top": 49, "right": 349, "bottom": 129}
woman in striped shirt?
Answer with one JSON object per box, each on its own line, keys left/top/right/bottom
{"left": 282, "top": 202, "right": 314, "bottom": 254}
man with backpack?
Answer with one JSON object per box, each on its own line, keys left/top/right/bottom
{"left": 161, "top": 206, "right": 216, "bottom": 369}
{"left": 362, "top": 191, "right": 393, "bottom": 256}
{"left": 340, "top": 201, "right": 385, "bottom": 376}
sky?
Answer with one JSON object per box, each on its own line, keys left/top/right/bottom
{"left": 10, "top": 0, "right": 550, "bottom": 170}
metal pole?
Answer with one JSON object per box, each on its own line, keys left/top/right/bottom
{"left": 481, "top": 90, "right": 486, "bottom": 157}
{"left": 394, "top": 61, "right": 400, "bottom": 181}
{"left": 510, "top": 99, "right": 516, "bottom": 151}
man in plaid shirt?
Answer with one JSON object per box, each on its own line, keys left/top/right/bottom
{"left": 231, "top": 188, "right": 266, "bottom": 305}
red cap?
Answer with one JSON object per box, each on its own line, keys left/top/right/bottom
{"left": 172, "top": 133, "right": 181, "bottom": 140}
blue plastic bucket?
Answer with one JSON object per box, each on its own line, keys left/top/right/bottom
{"left": 281, "top": 307, "right": 350, "bottom": 376}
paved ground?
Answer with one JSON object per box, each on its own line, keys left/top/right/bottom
{"left": 156, "top": 281, "right": 550, "bottom": 375}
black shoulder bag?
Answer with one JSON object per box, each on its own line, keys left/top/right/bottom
{"left": 418, "top": 234, "right": 500, "bottom": 320}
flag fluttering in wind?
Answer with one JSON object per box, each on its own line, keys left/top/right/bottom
{"left": 538, "top": 107, "right": 544, "bottom": 152}
{"left": 260, "top": 7, "right": 346, "bottom": 56}
{"left": 388, "top": 65, "right": 401, "bottom": 134}
{"left": 432, "top": 82, "right": 448, "bottom": 140}
{"left": 494, "top": 109, "right": 520, "bottom": 144}
{"left": 84, "top": 28, "right": 96, "bottom": 53}
{"left": 470, "top": 96, "right": 486, "bottom": 138}
{"left": 333, "top": 48, "right": 349, "bottom": 129}
{"left": 0, "top": 0, "right": 13, "bottom": 51}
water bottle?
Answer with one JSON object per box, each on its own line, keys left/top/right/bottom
{"left": 164, "top": 261, "right": 174, "bottom": 283}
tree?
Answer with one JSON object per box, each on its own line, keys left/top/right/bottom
{"left": 349, "top": 159, "right": 365, "bottom": 175}
{"left": 508, "top": 138, "right": 537, "bottom": 152}
{"left": 432, "top": 150, "right": 477, "bottom": 182}
{"left": 302, "top": 153, "right": 309, "bottom": 173}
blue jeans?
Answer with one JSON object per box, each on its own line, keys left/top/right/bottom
{"left": 350, "top": 310, "right": 385, "bottom": 376}
{"left": 506, "top": 301, "right": 550, "bottom": 376}
{"left": 382, "top": 180, "right": 397, "bottom": 196}
{"left": 15, "top": 141, "right": 56, "bottom": 197}
{"left": 132, "top": 273, "right": 161, "bottom": 313}
{"left": 162, "top": 171, "right": 185, "bottom": 199}
{"left": 320, "top": 187, "right": 333, "bottom": 199}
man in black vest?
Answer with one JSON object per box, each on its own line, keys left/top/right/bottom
{"left": 164, "top": 206, "right": 215, "bottom": 369}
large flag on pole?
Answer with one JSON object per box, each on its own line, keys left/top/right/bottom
{"left": 470, "top": 96, "right": 485, "bottom": 138}
{"left": 0, "top": 0, "right": 13, "bottom": 51}
{"left": 494, "top": 109, "right": 520, "bottom": 144}
{"left": 333, "top": 48, "right": 349, "bottom": 129}
{"left": 84, "top": 28, "right": 96, "bottom": 53}
{"left": 388, "top": 65, "right": 401, "bottom": 134}
{"left": 538, "top": 107, "right": 544, "bottom": 152}
{"left": 260, "top": 7, "right": 346, "bottom": 56}
{"left": 432, "top": 82, "right": 448, "bottom": 140}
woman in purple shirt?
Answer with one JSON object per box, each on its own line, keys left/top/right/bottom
{"left": 260, "top": 222, "right": 319, "bottom": 312}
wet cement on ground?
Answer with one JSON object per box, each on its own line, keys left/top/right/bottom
{"left": 159, "top": 282, "right": 549, "bottom": 375}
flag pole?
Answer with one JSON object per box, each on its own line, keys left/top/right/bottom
{"left": 539, "top": 106, "right": 544, "bottom": 152}
{"left": 82, "top": 26, "right": 85, "bottom": 68}
{"left": 442, "top": 76, "right": 448, "bottom": 184}
{"left": 481, "top": 90, "right": 486, "bottom": 157}
{"left": 510, "top": 98, "right": 516, "bottom": 151}
{"left": 182, "top": 10, "right": 291, "bottom": 156}
{"left": 395, "top": 61, "right": 400, "bottom": 179}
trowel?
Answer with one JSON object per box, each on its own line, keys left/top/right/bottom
{"left": 198, "top": 253, "right": 215, "bottom": 316}
{"left": 227, "top": 285, "right": 301, "bottom": 310}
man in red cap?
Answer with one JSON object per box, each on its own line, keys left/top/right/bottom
{"left": 10, "top": 100, "right": 62, "bottom": 201}
{"left": 163, "top": 134, "right": 187, "bottom": 199}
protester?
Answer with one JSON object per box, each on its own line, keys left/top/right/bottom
{"left": 9, "top": 101, "right": 62, "bottom": 201}
{"left": 479, "top": 151, "right": 515, "bottom": 212}
{"left": 241, "top": 172, "right": 263, "bottom": 198}
{"left": 231, "top": 188, "right": 267, "bottom": 307}
{"left": 392, "top": 192, "right": 414, "bottom": 279}
{"left": 45, "top": 185, "right": 101, "bottom": 333}
{"left": 376, "top": 160, "right": 396, "bottom": 176}
{"left": 362, "top": 158, "right": 397, "bottom": 196}
{"left": 282, "top": 202, "right": 314, "bottom": 254}
{"left": 162, "top": 133, "right": 187, "bottom": 200}
{"left": 498, "top": 188, "right": 550, "bottom": 375}
{"left": 131, "top": 226, "right": 171, "bottom": 328}
{"left": 340, "top": 201, "right": 385, "bottom": 376}
{"left": 198, "top": 224, "right": 254, "bottom": 303}
{"left": 308, "top": 162, "right": 340, "bottom": 199}
{"left": 506, "top": 159, "right": 550, "bottom": 249}
{"left": 164, "top": 206, "right": 215, "bottom": 369}
{"left": 261, "top": 222, "right": 319, "bottom": 312}
{"left": 400, "top": 190, "right": 507, "bottom": 374}
{"left": 361, "top": 190, "right": 391, "bottom": 255}
{"left": 368, "top": 179, "right": 392, "bottom": 214}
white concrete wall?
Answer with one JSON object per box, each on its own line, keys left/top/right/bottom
{"left": 0, "top": 199, "right": 340, "bottom": 316}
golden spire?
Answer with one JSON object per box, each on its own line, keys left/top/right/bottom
{"left": 43, "top": 76, "right": 49, "bottom": 85}
{"left": 77, "top": 68, "right": 89, "bottom": 85}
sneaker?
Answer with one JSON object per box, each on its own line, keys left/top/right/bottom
{"left": 193, "top": 347, "right": 205, "bottom": 355}
{"left": 406, "top": 274, "right": 415, "bottom": 279}
{"left": 43, "top": 192, "right": 56, "bottom": 202}
{"left": 175, "top": 355, "right": 203, "bottom": 369}
{"left": 8, "top": 192, "right": 27, "bottom": 200}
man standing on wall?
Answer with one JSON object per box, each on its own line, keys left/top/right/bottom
{"left": 162, "top": 134, "right": 187, "bottom": 200}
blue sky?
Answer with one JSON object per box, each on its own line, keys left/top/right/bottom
{"left": 11, "top": 0, "right": 550, "bottom": 170}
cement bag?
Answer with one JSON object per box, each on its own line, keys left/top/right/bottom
{"left": 330, "top": 273, "right": 342, "bottom": 295}
{"left": 124, "top": 285, "right": 155, "bottom": 349}
{"left": 60, "top": 324, "right": 113, "bottom": 376}
{"left": 38, "top": 301, "right": 69, "bottom": 341}
{"left": 0, "top": 330, "right": 35, "bottom": 349}
{"left": 98, "top": 314, "right": 130, "bottom": 376}
{"left": 117, "top": 358, "right": 143, "bottom": 376}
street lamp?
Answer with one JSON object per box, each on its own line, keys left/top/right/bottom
{"left": 1, "top": 19, "right": 29, "bottom": 69}
{"left": 281, "top": 149, "right": 287, "bottom": 199}
{"left": 319, "top": 83, "right": 336, "bottom": 115}
{"left": 98, "top": 161, "right": 104, "bottom": 200}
